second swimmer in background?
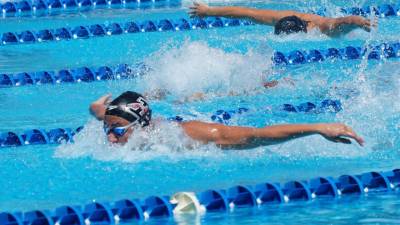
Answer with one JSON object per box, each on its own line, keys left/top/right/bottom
{"left": 189, "top": 2, "right": 374, "bottom": 37}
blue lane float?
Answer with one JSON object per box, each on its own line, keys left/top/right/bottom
{"left": 273, "top": 42, "right": 400, "bottom": 66}
{"left": 358, "top": 171, "right": 392, "bottom": 192}
{"left": 1, "top": 168, "right": 399, "bottom": 224}
{"left": 1, "top": 41, "right": 399, "bottom": 88}
{"left": 198, "top": 190, "right": 228, "bottom": 212}
{"left": 309, "top": 177, "right": 338, "bottom": 198}
{"left": 83, "top": 202, "right": 114, "bottom": 224}
{"left": 282, "top": 181, "right": 312, "bottom": 201}
{"left": 0, "top": 127, "right": 82, "bottom": 148}
{"left": 254, "top": 182, "right": 284, "bottom": 204}
{"left": 0, "top": 17, "right": 253, "bottom": 47}
{"left": 0, "top": 98, "right": 341, "bottom": 148}
{"left": 384, "top": 169, "right": 400, "bottom": 189}
{"left": 24, "top": 211, "right": 53, "bottom": 225}
{"left": 0, "top": 0, "right": 181, "bottom": 17}
{"left": 54, "top": 206, "right": 84, "bottom": 225}
{"left": 142, "top": 196, "right": 173, "bottom": 219}
{"left": 209, "top": 99, "right": 342, "bottom": 125}
{"left": 340, "top": 4, "right": 399, "bottom": 18}
{"left": 227, "top": 185, "right": 257, "bottom": 208}
{"left": 0, "top": 62, "right": 150, "bottom": 88}
{"left": 336, "top": 175, "right": 364, "bottom": 194}
{"left": 113, "top": 199, "right": 143, "bottom": 221}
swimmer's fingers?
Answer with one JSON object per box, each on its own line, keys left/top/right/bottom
{"left": 326, "top": 136, "right": 352, "bottom": 144}
{"left": 370, "top": 18, "right": 378, "bottom": 28}
{"left": 321, "top": 124, "right": 364, "bottom": 146}
{"left": 362, "top": 18, "right": 378, "bottom": 32}
{"left": 189, "top": 2, "right": 208, "bottom": 17}
{"left": 189, "top": 5, "right": 198, "bottom": 10}
{"left": 364, "top": 20, "right": 371, "bottom": 31}
{"left": 188, "top": 3, "right": 198, "bottom": 16}
{"left": 282, "top": 77, "right": 296, "bottom": 86}
{"left": 188, "top": 8, "right": 199, "bottom": 18}
{"left": 188, "top": 2, "right": 200, "bottom": 11}
{"left": 331, "top": 126, "right": 364, "bottom": 146}
{"left": 95, "top": 93, "right": 112, "bottom": 105}
{"left": 189, "top": 11, "right": 197, "bottom": 18}
{"left": 99, "top": 93, "right": 112, "bottom": 105}
{"left": 104, "top": 93, "right": 112, "bottom": 104}
{"left": 359, "top": 19, "right": 371, "bottom": 32}
{"left": 342, "top": 129, "right": 364, "bottom": 146}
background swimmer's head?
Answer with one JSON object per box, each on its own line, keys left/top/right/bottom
{"left": 104, "top": 91, "right": 151, "bottom": 144}
{"left": 274, "top": 16, "right": 308, "bottom": 35}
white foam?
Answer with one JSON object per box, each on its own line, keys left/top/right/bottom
{"left": 55, "top": 119, "right": 228, "bottom": 163}
{"left": 141, "top": 41, "right": 272, "bottom": 98}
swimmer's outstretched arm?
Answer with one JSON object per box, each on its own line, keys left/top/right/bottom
{"left": 189, "top": 2, "right": 302, "bottom": 25}
{"left": 181, "top": 121, "right": 364, "bottom": 148}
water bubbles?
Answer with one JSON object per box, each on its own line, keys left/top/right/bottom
{"left": 141, "top": 41, "right": 272, "bottom": 97}
{"left": 55, "top": 119, "right": 223, "bottom": 163}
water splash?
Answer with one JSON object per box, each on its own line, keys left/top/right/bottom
{"left": 55, "top": 60, "right": 400, "bottom": 164}
{"left": 55, "top": 119, "right": 228, "bottom": 163}
{"left": 140, "top": 41, "right": 272, "bottom": 98}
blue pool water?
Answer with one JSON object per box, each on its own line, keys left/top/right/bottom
{"left": 1, "top": 0, "right": 400, "bottom": 223}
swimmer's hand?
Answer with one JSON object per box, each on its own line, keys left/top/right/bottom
{"left": 189, "top": 2, "right": 210, "bottom": 18}
{"left": 324, "top": 16, "right": 377, "bottom": 36}
{"left": 317, "top": 123, "right": 364, "bottom": 146}
{"left": 90, "top": 93, "right": 112, "bottom": 121}
{"left": 350, "top": 16, "right": 376, "bottom": 32}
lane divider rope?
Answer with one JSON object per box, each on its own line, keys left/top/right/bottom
{"left": 0, "top": 0, "right": 181, "bottom": 18}
{"left": 0, "top": 99, "right": 341, "bottom": 148}
{"left": 272, "top": 42, "right": 400, "bottom": 65}
{"left": 0, "top": 17, "right": 253, "bottom": 47}
{"left": 0, "top": 62, "right": 149, "bottom": 87}
{"left": 0, "top": 168, "right": 399, "bottom": 223}
{"left": 1, "top": 41, "right": 399, "bottom": 88}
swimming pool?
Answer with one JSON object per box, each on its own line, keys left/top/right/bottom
{"left": 1, "top": 0, "right": 400, "bottom": 223}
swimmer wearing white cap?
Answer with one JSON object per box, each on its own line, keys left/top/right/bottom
{"left": 90, "top": 91, "right": 364, "bottom": 148}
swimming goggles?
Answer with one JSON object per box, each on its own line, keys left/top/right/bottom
{"left": 103, "top": 122, "right": 137, "bottom": 137}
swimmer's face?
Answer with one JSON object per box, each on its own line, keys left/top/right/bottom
{"left": 103, "top": 115, "right": 134, "bottom": 144}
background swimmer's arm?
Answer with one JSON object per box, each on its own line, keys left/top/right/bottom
{"left": 181, "top": 121, "right": 364, "bottom": 148}
{"left": 189, "top": 2, "right": 301, "bottom": 25}
{"left": 264, "top": 78, "right": 296, "bottom": 89}
{"left": 89, "top": 94, "right": 111, "bottom": 121}
{"left": 263, "top": 80, "right": 279, "bottom": 88}
{"left": 143, "top": 89, "right": 170, "bottom": 100}
{"left": 318, "top": 16, "right": 373, "bottom": 36}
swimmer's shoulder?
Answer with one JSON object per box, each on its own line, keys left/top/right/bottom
{"left": 153, "top": 118, "right": 206, "bottom": 126}
{"left": 297, "top": 13, "right": 329, "bottom": 31}
{"left": 162, "top": 118, "right": 223, "bottom": 134}
{"left": 180, "top": 121, "right": 224, "bottom": 133}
